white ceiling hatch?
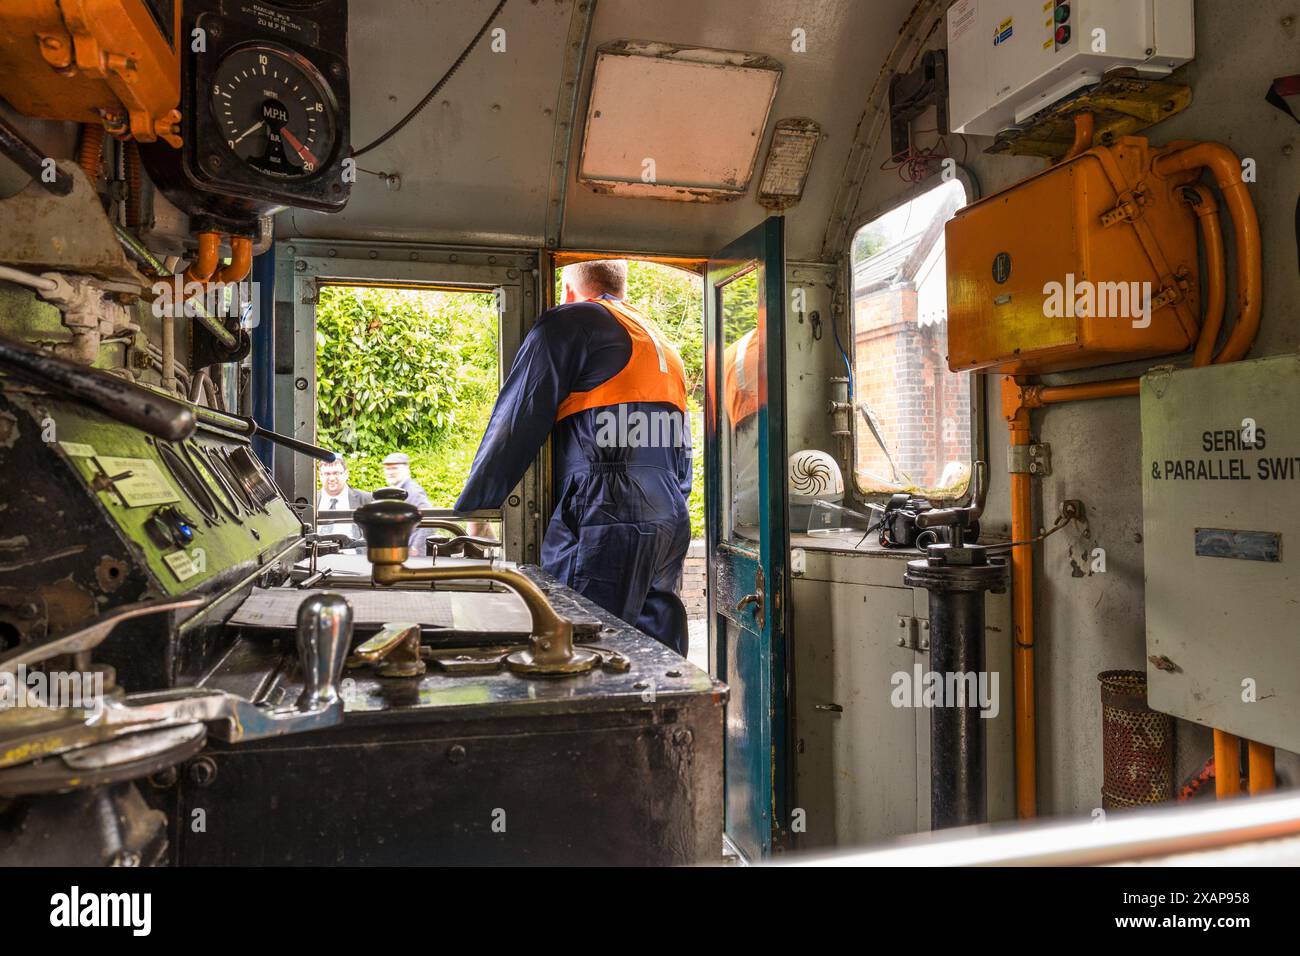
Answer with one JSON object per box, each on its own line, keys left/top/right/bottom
{"left": 578, "top": 41, "right": 782, "bottom": 203}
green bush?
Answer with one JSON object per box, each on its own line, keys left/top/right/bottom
{"left": 317, "top": 285, "right": 498, "bottom": 506}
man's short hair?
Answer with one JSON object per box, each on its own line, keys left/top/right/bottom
{"left": 320, "top": 458, "right": 346, "bottom": 472}
{"left": 565, "top": 259, "right": 628, "bottom": 298}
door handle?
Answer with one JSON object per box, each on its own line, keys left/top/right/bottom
{"left": 736, "top": 591, "right": 763, "bottom": 619}
{"left": 734, "top": 565, "right": 766, "bottom": 622}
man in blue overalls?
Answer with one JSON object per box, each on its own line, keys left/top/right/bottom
{"left": 455, "top": 260, "right": 692, "bottom": 654}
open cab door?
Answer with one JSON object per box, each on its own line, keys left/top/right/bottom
{"left": 705, "top": 216, "right": 791, "bottom": 861}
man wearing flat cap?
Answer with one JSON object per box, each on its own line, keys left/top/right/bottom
{"left": 381, "top": 452, "right": 432, "bottom": 558}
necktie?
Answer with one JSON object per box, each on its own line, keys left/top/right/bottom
{"left": 328, "top": 498, "right": 339, "bottom": 510}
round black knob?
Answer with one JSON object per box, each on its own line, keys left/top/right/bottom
{"left": 354, "top": 498, "right": 419, "bottom": 553}
{"left": 372, "top": 487, "right": 409, "bottom": 501}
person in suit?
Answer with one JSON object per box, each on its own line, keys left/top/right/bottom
{"left": 381, "top": 452, "right": 431, "bottom": 558}
{"left": 317, "top": 458, "right": 373, "bottom": 551}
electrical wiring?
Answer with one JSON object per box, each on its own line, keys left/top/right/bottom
{"left": 880, "top": 127, "right": 970, "bottom": 183}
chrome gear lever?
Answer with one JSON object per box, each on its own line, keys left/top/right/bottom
{"left": 295, "top": 593, "right": 353, "bottom": 711}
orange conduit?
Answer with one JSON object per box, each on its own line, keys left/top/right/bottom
{"left": 1188, "top": 185, "right": 1227, "bottom": 367}
{"left": 1247, "top": 741, "right": 1276, "bottom": 794}
{"left": 1002, "top": 377, "right": 1038, "bottom": 817}
{"left": 78, "top": 123, "right": 105, "bottom": 181}
{"left": 213, "top": 236, "right": 254, "bottom": 284}
{"left": 1214, "top": 729, "right": 1242, "bottom": 799}
{"left": 1153, "top": 142, "right": 1263, "bottom": 364}
{"left": 182, "top": 231, "right": 222, "bottom": 286}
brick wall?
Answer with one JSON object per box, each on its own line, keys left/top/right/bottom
{"left": 853, "top": 285, "right": 971, "bottom": 492}
{"left": 681, "top": 539, "right": 707, "bottom": 619}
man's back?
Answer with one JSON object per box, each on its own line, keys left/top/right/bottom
{"left": 456, "top": 263, "right": 693, "bottom": 653}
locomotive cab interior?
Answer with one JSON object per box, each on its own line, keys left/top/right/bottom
{"left": 1, "top": 0, "right": 1299, "bottom": 890}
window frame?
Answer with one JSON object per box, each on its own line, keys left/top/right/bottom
{"left": 843, "top": 171, "right": 986, "bottom": 505}
{"left": 280, "top": 240, "right": 541, "bottom": 565}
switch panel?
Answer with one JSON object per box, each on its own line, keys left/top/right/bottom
{"left": 1141, "top": 355, "right": 1300, "bottom": 751}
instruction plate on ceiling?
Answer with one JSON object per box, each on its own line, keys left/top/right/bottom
{"left": 93, "top": 456, "right": 180, "bottom": 508}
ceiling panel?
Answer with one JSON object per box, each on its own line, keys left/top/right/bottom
{"left": 282, "top": 0, "right": 919, "bottom": 262}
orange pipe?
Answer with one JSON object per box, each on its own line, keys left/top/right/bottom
{"left": 182, "top": 231, "right": 222, "bottom": 286}
{"left": 1031, "top": 379, "right": 1139, "bottom": 405}
{"left": 1187, "top": 186, "right": 1227, "bottom": 367}
{"left": 1002, "top": 377, "right": 1037, "bottom": 817}
{"left": 78, "top": 123, "right": 105, "bottom": 181}
{"left": 1214, "top": 729, "right": 1242, "bottom": 799}
{"left": 1247, "top": 741, "right": 1276, "bottom": 794}
{"left": 214, "top": 236, "right": 254, "bottom": 284}
{"left": 1062, "top": 112, "right": 1095, "bottom": 161}
{"left": 1153, "top": 142, "right": 1262, "bottom": 364}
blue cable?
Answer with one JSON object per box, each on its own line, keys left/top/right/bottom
{"left": 831, "top": 309, "right": 854, "bottom": 398}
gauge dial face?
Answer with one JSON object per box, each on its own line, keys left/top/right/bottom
{"left": 209, "top": 44, "right": 337, "bottom": 179}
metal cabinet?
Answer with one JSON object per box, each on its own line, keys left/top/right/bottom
{"left": 790, "top": 542, "right": 1014, "bottom": 850}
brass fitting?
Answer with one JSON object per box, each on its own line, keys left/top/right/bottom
{"left": 355, "top": 498, "right": 598, "bottom": 676}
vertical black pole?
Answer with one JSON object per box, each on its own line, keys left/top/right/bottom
{"left": 927, "top": 587, "right": 987, "bottom": 829}
{"left": 905, "top": 542, "right": 1006, "bottom": 831}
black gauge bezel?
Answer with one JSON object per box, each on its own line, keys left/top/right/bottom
{"left": 140, "top": 6, "right": 352, "bottom": 220}
{"left": 205, "top": 446, "right": 257, "bottom": 514}
{"left": 158, "top": 442, "right": 219, "bottom": 523}
{"left": 183, "top": 441, "right": 244, "bottom": 523}
{"left": 208, "top": 42, "right": 339, "bottom": 182}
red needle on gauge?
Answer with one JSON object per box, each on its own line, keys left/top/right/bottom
{"left": 280, "top": 127, "right": 319, "bottom": 169}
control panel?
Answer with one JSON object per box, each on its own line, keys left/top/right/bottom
{"left": 946, "top": 0, "right": 1195, "bottom": 136}
{"left": 0, "top": 388, "right": 302, "bottom": 655}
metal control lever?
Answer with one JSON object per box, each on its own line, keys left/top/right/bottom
{"left": 348, "top": 622, "right": 424, "bottom": 677}
{"left": 429, "top": 534, "right": 499, "bottom": 559}
{"left": 0, "top": 596, "right": 205, "bottom": 674}
{"left": 0, "top": 593, "right": 355, "bottom": 771}
{"left": 354, "top": 497, "right": 599, "bottom": 676}
{"left": 295, "top": 593, "right": 353, "bottom": 710}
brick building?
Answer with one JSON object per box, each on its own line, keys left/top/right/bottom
{"left": 852, "top": 189, "right": 971, "bottom": 496}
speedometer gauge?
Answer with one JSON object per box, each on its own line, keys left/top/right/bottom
{"left": 209, "top": 45, "right": 337, "bottom": 179}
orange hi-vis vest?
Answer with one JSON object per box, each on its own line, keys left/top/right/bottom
{"left": 724, "top": 328, "right": 761, "bottom": 425}
{"left": 556, "top": 298, "right": 688, "bottom": 421}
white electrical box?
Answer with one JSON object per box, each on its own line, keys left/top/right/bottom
{"left": 947, "top": 0, "right": 1195, "bottom": 136}
{"left": 1141, "top": 356, "right": 1300, "bottom": 752}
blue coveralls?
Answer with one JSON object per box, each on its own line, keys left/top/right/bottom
{"left": 455, "top": 296, "right": 692, "bottom": 654}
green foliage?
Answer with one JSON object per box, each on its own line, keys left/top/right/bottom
{"left": 852, "top": 225, "right": 888, "bottom": 263}
{"left": 316, "top": 285, "right": 498, "bottom": 507}
{"left": 720, "top": 267, "right": 759, "bottom": 345}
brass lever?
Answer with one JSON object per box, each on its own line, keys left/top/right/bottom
{"left": 348, "top": 622, "right": 424, "bottom": 677}
{"left": 354, "top": 498, "right": 599, "bottom": 676}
